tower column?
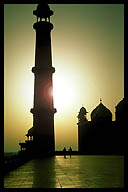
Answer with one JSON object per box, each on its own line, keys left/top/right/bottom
{"left": 31, "top": 3, "right": 56, "bottom": 156}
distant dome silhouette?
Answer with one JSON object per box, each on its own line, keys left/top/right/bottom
{"left": 79, "top": 106, "right": 88, "bottom": 114}
{"left": 91, "top": 100, "right": 112, "bottom": 121}
{"left": 77, "top": 106, "right": 88, "bottom": 123}
{"left": 115, "top": 98, "right": 124, "bottom": 113}
{"left": 26, "top": 127, "right": 34, "bottom": 137}
{"left": 115, "top": 98, "right": 124, "bottom": 122}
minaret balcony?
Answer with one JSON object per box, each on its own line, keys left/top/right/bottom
{"left": 30, "top": 107, "right": 56, "bottom": 115}
{"left": 33, "top": 21, "right": 53, "bottom": 31}
{"left": 32, "top": 66, "right": 55, "bottom": 74}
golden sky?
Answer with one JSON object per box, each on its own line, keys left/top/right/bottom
{"left": 4, "top": 4, "right": 124, "bottom": 152}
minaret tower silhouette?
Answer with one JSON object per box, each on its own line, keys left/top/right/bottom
{"left": 31, "top": 3, "right": 56, "bottom": 156}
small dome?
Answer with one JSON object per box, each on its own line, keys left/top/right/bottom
{"left": 115, "top": 98, "right": 124, "bottom": 122}
{"left": 26, "top": 127, "right": 34, "bottom": 137}
{"left": 115, "top": 98, "right": 124, "bottom": 112}
{"left": 79, "top": 107, "right": 88, "bottom": 115}
{"left": 33, "top": 3, "right": 53, "bottom": 18}
{"left": 91, "top": 102, "right": 112, "bottom": 121}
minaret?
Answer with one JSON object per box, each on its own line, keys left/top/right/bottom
{"left": 77, "top": 106, "right": 88, "bottom": 153}
{"left": 31, "top": 3, "right": 56, "bottom": 156}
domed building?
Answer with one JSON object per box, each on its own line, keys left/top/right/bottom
{"left": 26, "top": 127, "right": 34, "bottom": 140}
{"left": 19, "top": 127, "right": 34, "bottom": 154}
{"left": 77, "top": 98, "right": 124, "bottom": 154}
{"left": 115, "top": 98, "right": 125, "bottom": 153}
{"left": 91, "top": 99, "right": 112, "bottom": 122}
{"left": 78, "top": 106, "right": 88, "bottom": 124}
{"left": 77, "top": 106, "right": 89, "bottom": 152}
{"left": 115, "top": 98, "right": 124, "bottom": 122}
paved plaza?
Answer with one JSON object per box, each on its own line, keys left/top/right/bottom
{"left": 4, "top": 155, "right": 124, "bottom": 188}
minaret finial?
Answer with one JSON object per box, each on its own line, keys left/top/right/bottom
{"left": 100, "top": 98, "right": 102, "bottom": 103}
{"left": 33, "top": 3, "right": 54, "bottom": 22}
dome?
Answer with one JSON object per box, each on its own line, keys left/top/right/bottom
{"left": 115, "top": 98, "right": 124, "bottom": 112}
{"left": 91, "top": 102, "right": 112, "bottom": 121}
{"left": 26, "top": 127, "right": 34, "bottom": 137}
{"left": 78, "top": 106, "right": 88, "bottom": 124}
{"left": 79, "top": 107, "right": 88, "bottom": 115}
{"left": 115, "top": 98, "right": 124, "bottom": 121}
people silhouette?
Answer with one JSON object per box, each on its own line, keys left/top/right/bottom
{"left": 68, "top": 146, "right": 72, "bottom": 158}
{"left": 63, "top": 147, "right": 66, "bottom": 158}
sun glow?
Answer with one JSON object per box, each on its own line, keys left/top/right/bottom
{"left": 53, "top": 73, "right": 77, "bottom": 113}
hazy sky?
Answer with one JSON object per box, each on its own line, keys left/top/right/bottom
{"left": 4, "top": 4, "right": 124, "bottom": 152}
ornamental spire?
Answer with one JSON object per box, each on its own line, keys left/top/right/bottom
{"left": 33, "top": 3, "right": 54, "bottom": 22}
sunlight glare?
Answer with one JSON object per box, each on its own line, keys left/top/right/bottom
{"left": 53, "top": 74, "right": 77, "bottom": 112}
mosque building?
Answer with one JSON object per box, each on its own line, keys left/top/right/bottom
{"left": 77, "top": 98, "right": 124, "bottom": 154}
{"left": 18, "top": 3, "right": 124, "bottom": 156}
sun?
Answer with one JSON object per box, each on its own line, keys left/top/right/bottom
{"left": 53, "top": 73, "right": 77, "bottom": 112}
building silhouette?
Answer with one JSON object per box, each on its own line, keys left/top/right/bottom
{"left": 18, "top": 4, "right": 124, "bottom": 156}
{"left": 77, "top": 98, "right": 124, "bottom": 154}
{"left": 19, "top": 3, "right": 56, "bottom": 156}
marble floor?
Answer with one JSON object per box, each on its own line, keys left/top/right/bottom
{"left": 4, "top": 155, "right": 124, "bottom": 188}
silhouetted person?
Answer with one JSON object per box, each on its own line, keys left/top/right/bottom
{"left": 63, "top": 147, "right": 66, "bottom": 158}
{"left": 68, "top": 147, "right": 72, "bottom": 158}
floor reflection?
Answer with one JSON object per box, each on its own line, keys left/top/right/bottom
{"left": 4, "top": 155, "right": 124, "bottom": 188}
{"left": 55, "top": 155, "right": 124, "bottom": 188}
{"left": 77, "top": 155, "right": 124, "bottom": 188}
{"left": 32, "top": 157, "right": 59, "bottom": 188}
